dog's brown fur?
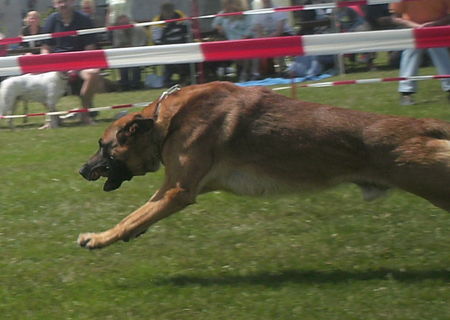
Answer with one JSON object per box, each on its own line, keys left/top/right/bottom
{"left": 78, "top": 81, "right": 450, "bottom": 249}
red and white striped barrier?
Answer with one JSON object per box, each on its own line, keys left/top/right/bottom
{"left": 299, "top": 75, "right": 450, "bottom": 87}
{"left": 0, "top": 0, "right": 414, "bottom": 47}
{"left": 273, "top": 74, "right": 450, "bottom": 91}
{"left": 1, "top": 74, "right": 448, "bottom": 120}
{"left": 0, "top": 101, "right": 150, "bottom": 120}
{"left": 1, "top": 26, "right": 449, "bottom": 77}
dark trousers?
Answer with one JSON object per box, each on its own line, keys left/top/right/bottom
{"left": 119, "top": 67, "right": 141, "bottom": 89}
{"left": 163, "top": 64, "right": 189, "bottom": 87}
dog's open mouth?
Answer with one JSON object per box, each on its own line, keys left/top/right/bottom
{"left": 87, "top": 167, "right": 106, "bottom": 181}
{"left": 103, "top": 175, "right": 131, "bottom": 192}
{"left": 80, "top": 160, "right": 133, "bottom": 192}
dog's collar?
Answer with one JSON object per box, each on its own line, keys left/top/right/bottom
{"left": 153, "top": 84, "right": 181, "bottom": 119}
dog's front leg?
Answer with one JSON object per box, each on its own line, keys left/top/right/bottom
{"left": 77, "top": 185, "right": 196, "bottom": 249}
{"left": 8, "top": 100, "right": 18, "bottom": 129}
{"left": 46, "top": 103, "right": 60, "bottom": 128}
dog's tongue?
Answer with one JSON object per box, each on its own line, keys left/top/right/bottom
{"left": 103, "top": 178, "right": 123, "bottom": 192}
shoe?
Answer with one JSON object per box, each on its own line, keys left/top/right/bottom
{"left": 60, "top": 112, "right": 79, "bottom": 120}
{"left": 38, "top": 123, "right": 51, "bottom": 130}
{"left": 80, "top": 113, "right": 95, "bottom": 125}
{"left": 89, "top": 110, "right": 99, "bottom": 118}
{"left": 400, "top": 94, "right": 415, "bottom": 106}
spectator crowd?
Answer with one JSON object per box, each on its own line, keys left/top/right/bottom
{"left": 0, "top": 0, "right": 449, "bottom": 109}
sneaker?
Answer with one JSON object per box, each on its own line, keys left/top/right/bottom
{"left": 60, "top": 112, "right": 79, "bottom": 120}
{"left": 38, "top": 123, "right": 51, "bottom": 130}
{"left": 400, "top": 94, "right": 415, "bottom": 106}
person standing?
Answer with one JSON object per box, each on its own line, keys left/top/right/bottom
{"left": 390, "top": 0, "right": 450, "bottom": 105}
{"left": 81, "top": 0, "right": 106, "bottom": 28}
{"left": 112, "top": 14, "right": 147, "bottom": 90}
{"left": 152, "top": 3, "right": 190, "bottom": 87}
{"left": 252, "top": 0, "right": 293, "bottom": 38}
{"left": 251, "top": 0, "right": 294, "bottom": 76}
{"left": 105, "top": 0, "right": 133, "bottom": 26}
{"left": 81, "top": 0, "right": 96, "bottom": 21}
{"left": 41, "top": 0, "right": 100, "bottom": 125}
{"left": 212, "top": 0, "right": 254, "bottom": 82}
{"left": 21, "top": 11, "right": 43, "bottom": 49}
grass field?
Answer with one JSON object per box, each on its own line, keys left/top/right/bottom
{"left": 1, "top": 64, "right": 449, "bottom": 319}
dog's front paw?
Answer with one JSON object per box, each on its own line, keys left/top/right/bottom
{"left": 77, "top": 232, "right": 109, "bottom": 249}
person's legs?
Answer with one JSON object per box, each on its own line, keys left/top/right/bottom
{"left": 427, "top": 47, "right": 450, "bottom": 92}
{"left": 306, "top": 56, "right": 323, "bottom": 78}
{"left": 237, "top": 59, "right": 251, "bottom": 82}
{"left": 178, "top": 64, "right": 191, "bottom": 85}
{"left": 288, "top": 56, "right": 311, "bottom": 77}
{"left": 398, "top": 48, "right": 423, "bottom": 105}
{"left": 119, "top": 67, "right": 130, "bottom": 90}
{"left": 79, "top": 68, "right": 101, "bottom": 124}
{"left": 398, "top": 48, "right": 423, "bottom": 94}
{"left": 163, "top": 65, "right": 175, "bottom": 87}
{"left": 130, "top": 67, "right": 141, "bottom": 89}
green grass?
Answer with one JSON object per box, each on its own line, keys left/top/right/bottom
{"left": 1, "top": 64, "right": 449, "bottom": 319}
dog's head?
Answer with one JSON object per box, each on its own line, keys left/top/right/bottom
{"left": 79, "top": 113, "right": 161, "bottom": 191}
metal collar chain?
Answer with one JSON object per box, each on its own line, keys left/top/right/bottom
{"left": 153, "top": 84, "right": 181, "bottom": 119}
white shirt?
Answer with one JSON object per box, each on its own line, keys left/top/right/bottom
{"left": 106, "top": 0, "right": 133, "bottom": 25}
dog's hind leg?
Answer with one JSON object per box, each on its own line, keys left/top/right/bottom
{"left": 22, "top": 100, "right": 28, "bottom": 124}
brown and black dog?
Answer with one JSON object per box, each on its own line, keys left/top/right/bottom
{"left": 78, "top": 81, "right": 450, "bottom": 249}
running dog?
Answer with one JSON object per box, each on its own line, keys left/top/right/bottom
{"left": 0, "top": 71, "right": 67, "bottom": 128}
{"left": 78, "top": 82, "right": 450, "bottom": 249}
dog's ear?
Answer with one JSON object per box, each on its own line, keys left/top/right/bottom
{"left": 117, "top": 116, "right": 154, "bottom": 145}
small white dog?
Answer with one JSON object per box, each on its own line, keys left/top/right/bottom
{"left": 0, "top": 71, "right": 68, "bottom": 129}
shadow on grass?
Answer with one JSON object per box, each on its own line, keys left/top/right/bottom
{"left": 154, "top": 269, "right": 450, "bottom": 288}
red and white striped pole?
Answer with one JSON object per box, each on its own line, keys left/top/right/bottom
{"left": 0, "top": 0, "right": 418, "bottom": 48}
{"left": 2, "top": 26, "right": 449, "bottom": 77}
{"left": 272, "top": 75, "right": 450, "bottom": 91}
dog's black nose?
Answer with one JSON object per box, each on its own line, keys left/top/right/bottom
{"left": 79, "top": 164, "right": 91, "bottom": 180}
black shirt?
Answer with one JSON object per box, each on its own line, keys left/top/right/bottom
{"left": 43, "top": 10, "right": 97, "bottom": 52}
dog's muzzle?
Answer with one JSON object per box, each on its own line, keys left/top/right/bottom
{"left": 79, "top": 157, "right": 133, "bottom": 192}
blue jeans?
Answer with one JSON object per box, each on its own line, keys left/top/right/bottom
{"left": 399, "top": 47, "right": 450, "bottom": 93}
